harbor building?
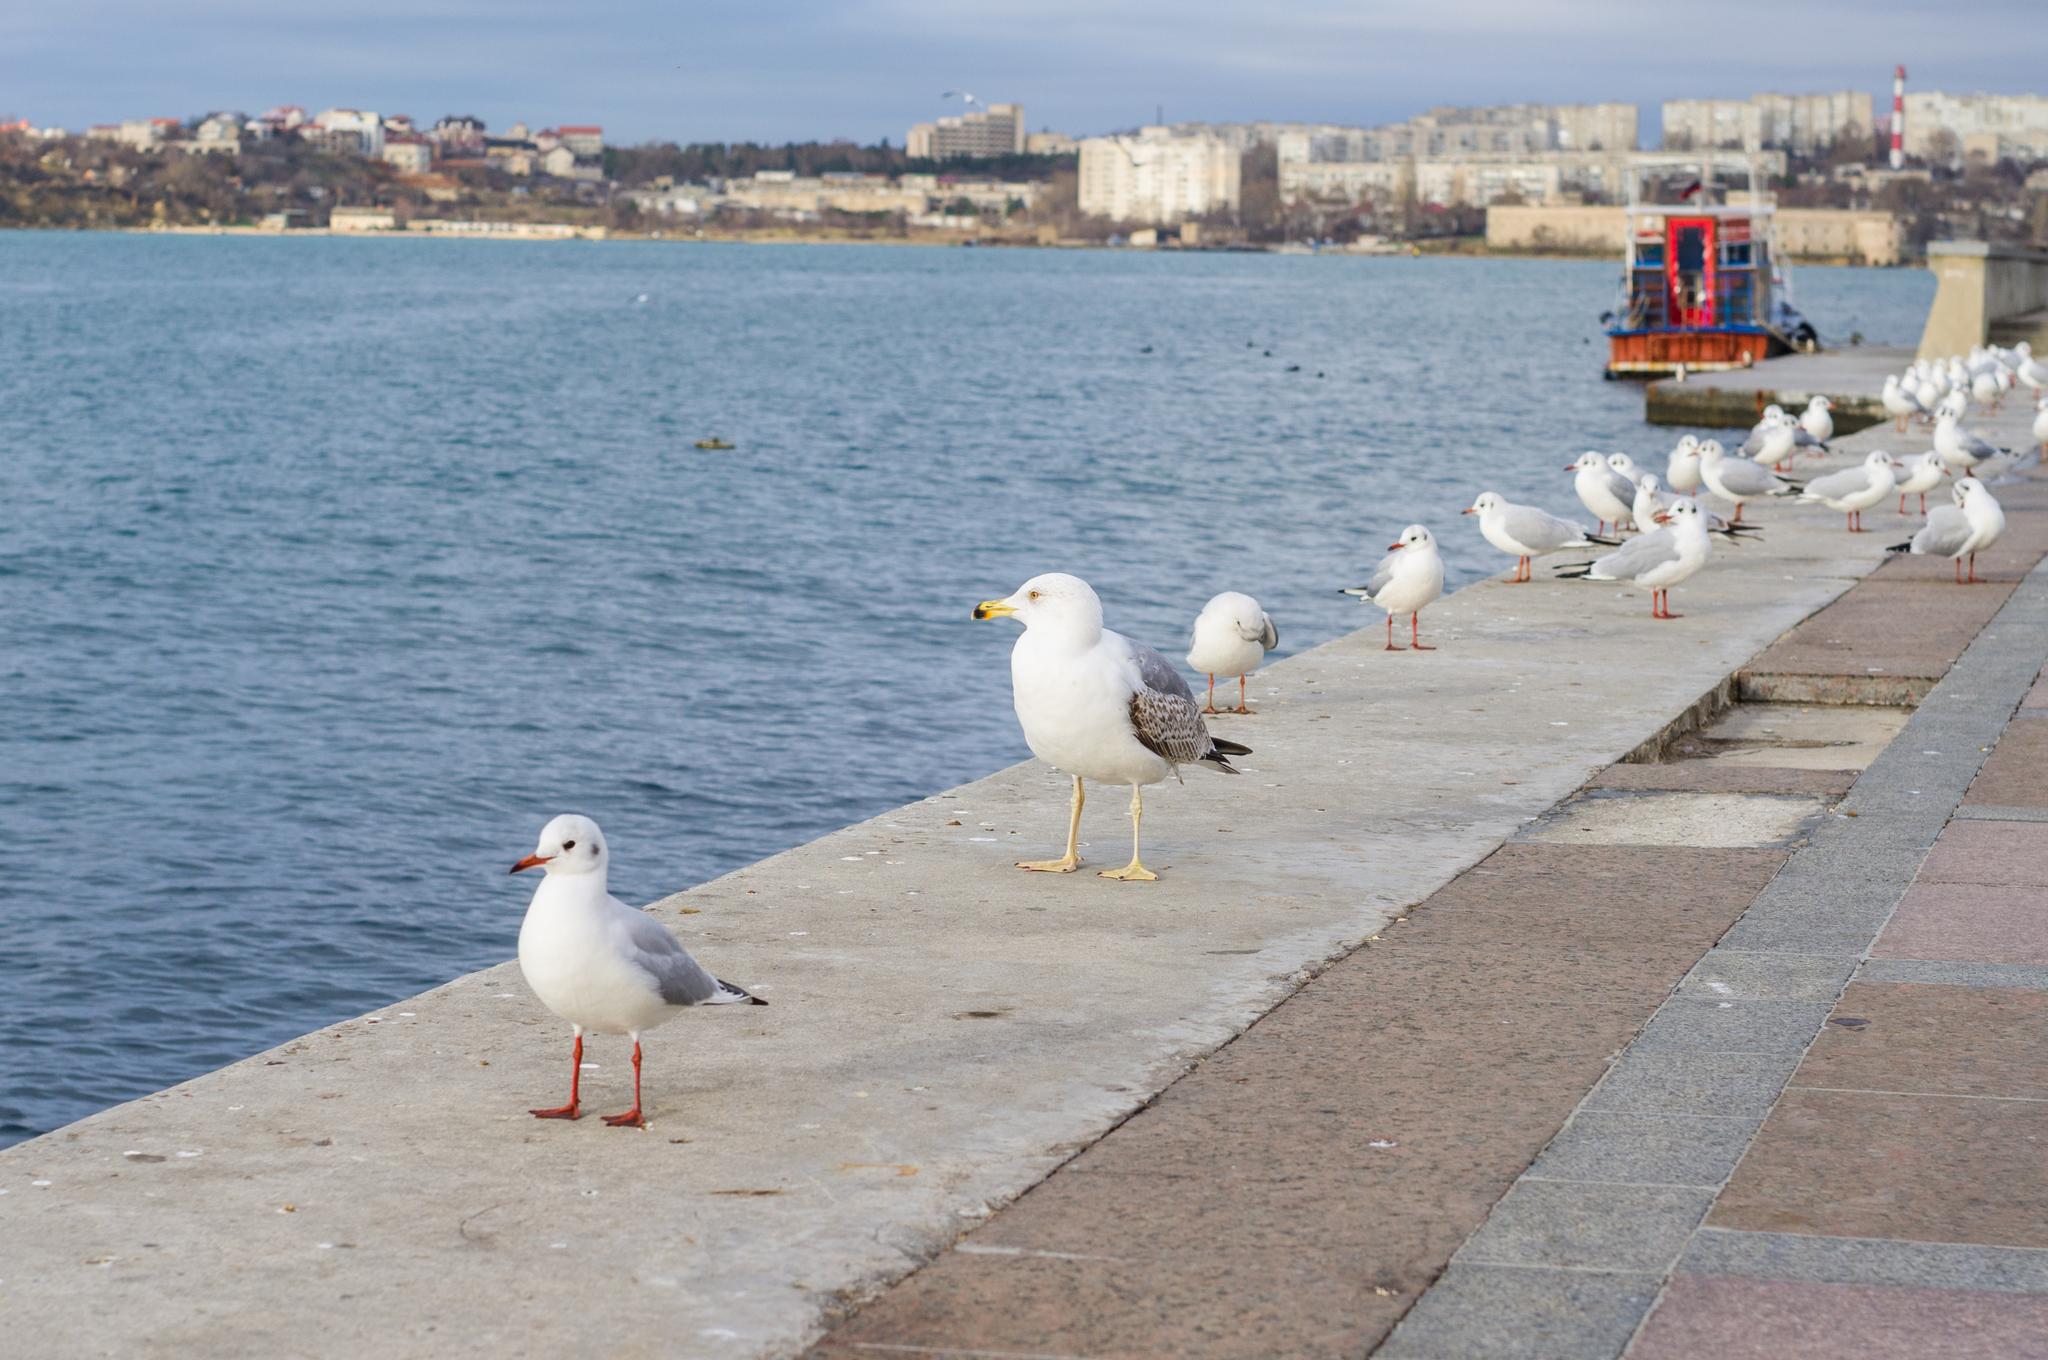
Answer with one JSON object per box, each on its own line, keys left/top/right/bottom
{"left": 1901, "top": 91, "right": 2048, "bottom": 164}
{"left": 1077, "top": 127, "right": 1240, "bottom": 224}
{"left": 907, "top": 104, "right": 1025, "bottom": 160}
{"left": 1661, "top": 92, "right": 1874, "bottom": 154}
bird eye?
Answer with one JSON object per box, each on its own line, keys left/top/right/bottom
{"left": 1029, "top": 590, "right": 1040, "bottom": 599}
{"left": 562, "top": 839, "right": 576, "bottom": 850}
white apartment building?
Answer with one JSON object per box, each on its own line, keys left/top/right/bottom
{"left": 381, "top": 138, "right": 433, "bottom": 174}
{"left": 907, "top": 104, "right": 1026, "bottom": 159}
{"left": 1661, "top": 92, "right": 1873, "bottom": 154}
{"left": 310, "top": 109, "right": 385, "bottom": 156}
{"left": 1077, "top": 128, "right": 1240, "bottom": 223}
{"left": 1902, "top": 92, "right": 2048, "bottom": 164}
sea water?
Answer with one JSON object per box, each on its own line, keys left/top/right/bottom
{"left": 0, "top": 234, "right": 1934, "bottom": 1144}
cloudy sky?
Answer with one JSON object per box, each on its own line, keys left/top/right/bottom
{"left": 6, "top": 1, "right": 2042, "bottom": 145}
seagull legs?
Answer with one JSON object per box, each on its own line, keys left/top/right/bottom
{"left": 1203, "top": 674, "right": 1220, "bottom": 715}
{"left": 1229, "top": 674, "right": 1255, "bottom": 715}
{"left": 1409, "top": 612, "right": 1435, "bottom": 650}
{"left": 1652, "top": 589, "right": 1683, "bottom": 619}
{"left": 1964, "top": 552, "right": 1987, "bottom": 584}
{"left": 1099, "top": 784, "right": 1157, "bottom": 881}
{"left": 1384, "top": 614, "right": 1401, "bottom": 651}
{"left": 1018, "top": 776, "right": 1084, "bottom": 872}
{"left": 530, "top": 1029, "right": 584, "bottom": 1120}
{"left": 1847, "top": 510, "right": 1868, "bottom": 533}
{"left": 1509, "top": 555, "right": 1531, "bottom": 583}
{"left": 601, "top": 1039, "right": 647, "bottom": 1128}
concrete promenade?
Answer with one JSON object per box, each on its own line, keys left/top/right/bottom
{"left": 3, "top": 388, "right": 2042, "bottom": 1358}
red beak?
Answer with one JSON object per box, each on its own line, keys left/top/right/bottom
{"left": 1387, "top": 542, "right": 1404, "bottom": 550}
{"left": 1461, "top": 507, "right": 1477, "bottom": 514}
{"left": 510, "top": 854, "right": 554, "bottom": 875}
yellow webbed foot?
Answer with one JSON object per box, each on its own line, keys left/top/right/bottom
{"left": 1017, "top": 855, "right": 1081, "bottom": 873}
{"left": 1098, "top": 861, "right": 1158, "bottom": 881}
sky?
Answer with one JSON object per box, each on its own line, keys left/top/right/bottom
{"left": 5, "top": 1, "right": 2043, "bottom": 147}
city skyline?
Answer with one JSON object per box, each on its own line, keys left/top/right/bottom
{"left": 7, "top": 0, "right": 2044, "bottom": 147}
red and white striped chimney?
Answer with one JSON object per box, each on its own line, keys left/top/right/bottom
{"left": 1890, "top": 65, "right": 1905, "bottom": 170}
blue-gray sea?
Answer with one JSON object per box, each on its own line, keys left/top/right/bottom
{"left": 0, "top": 235, "right": 1933, "bottom": 1146}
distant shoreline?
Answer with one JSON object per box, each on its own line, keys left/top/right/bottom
{"left": 0, "top": 224, "right": 1917, "bottom": 266}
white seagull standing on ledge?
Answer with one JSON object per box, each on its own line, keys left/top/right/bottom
{"left": 1344, "top": 524, "right": 1445, "bottom": 650}
{"left": 513, "top": 813, "right": 764, "bottom": 1128}
{"left": 1187, "top": 591, "right": 1279, "bottom": 714}
{"left": 975, "top": 573, "right": 1250, "bottom": 881}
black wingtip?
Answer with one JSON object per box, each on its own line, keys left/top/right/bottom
{"left": 1554, "top": 564, "right": 1595, "bottom": 579}
{"left": 1885, "top": 541, "right": 1912, "bottom": 554}
{"left": 1211, "top": 738, "right": 1253, "bottom": 756}
{"left": 749, "top": 995, "right": 769, "bottom": 1006}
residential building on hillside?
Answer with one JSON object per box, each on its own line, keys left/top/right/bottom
{"left": 1025, "top": 131, "right": 1075, "bottom": 155}
{"left": 309, "top": 109, "right": 384, "bottom": 156}
{"left": 557, "top": 126, "right": 603, "bottom": 156}
{"left": 907, "top": 104, "right": 1025, "bottom": 159}
{"left": 1901, "top": 92, "right": 2048, "bottom": 164}
{"left": 117, "top": 118, "right": 179, "bottom": 148}
{"left": 429, "top": 116, "right": 486, "bottom": 158}
{"left": 382, "top": 136, "right": 433, "bottom": 174}
{"left": 1077, "top": 127, "right": 1240, "bottom": 223}
{"left": 1661, "top": 92, "right": 1873, "bottom": 154}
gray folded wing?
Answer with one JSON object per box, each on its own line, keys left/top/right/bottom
{"left": 1256, "top": 612, "right": 1279, "bottom": 650}
{"left": 1804, "top": 466, "right": 1873, "bottom": 500}
{"left": 1127, "top": 639, "right": 1196, "bottom": 702}
{"left": 1739, "top": 428, "right": 1768, "bottom": 456}
{"left": 1716, "top": 457, "right": 1786, "bottom": 495}
{"left": 1593, "top": 527, "right": 1681, "bottom": 581}
{"left": 1504, "top": 503, "right": 1591, "bottom": 551}
{"left": 1959, "top": 429, "right": 2001, "bottom": 457}
{"left": 622, "top": 907, "right": 725, "bottom": 1005}
{"left": 1129, "top": 686, "right": 1215, "bottom": 766}
{"left": 1911, "top": 504, "right": 1973, "bottom": 556}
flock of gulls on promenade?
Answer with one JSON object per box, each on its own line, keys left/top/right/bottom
{"left": 506, "top": 342, "right": 2046, "bottom": 1128}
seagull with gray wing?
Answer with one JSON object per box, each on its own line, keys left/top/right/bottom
{"left": 512, "top": 814, "right": 765, "bottom": 1129}
{"left": 1464, "top": 491, "right": 1612, "bottom": 582}
{"left": 975, "top": 573, "right": 1249, "bottom": 881}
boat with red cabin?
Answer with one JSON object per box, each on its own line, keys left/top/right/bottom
{"left": 1604, "top": 154, "right": 1817, "bottom": 378}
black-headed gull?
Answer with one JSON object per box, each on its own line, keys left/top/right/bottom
{"left": 1699, "top": 441, "right": 1800, "bottom": 522}
{"left": 2034, "top": 396, "right": 2048, "bottom": 453}
{"left": 1799, "top": 450, "right": 1898, "bottom": 532}
{"left": 1464, "top": 492, "right": 1610, "bottom": 583}
{"left": 1888, "top": 478, "right": 2005, "bottom": 583}
{"left": 1187, "top": 591, "right": 1278, "bottom": 715}
{"left": 513, "top": 814, "right": 765, "bottom": 1129}
{"left": 1800, "top": 396, "right": 1835, "bottom": 446}
{"left": 1556, "top": 499, "right": 1713, "bottom": 619}
{"left": 1666, "top": 435, "right": 1704, "bottom": 494}
{"left": 1567, "top": 451, "right": 1637, "bottom": 534}
{"left": 1882, "top": 374, "right": 1927, "bottom": 432}
{"left": 975, "top": 574, "right": 1249, "bottom": 881}
{"left": 1344, "top": 524, "right": 1445, "bottom": 650}
{"left": 1892, "top": 451, "right": 1946, "bottom": 515}
{"left": 1934, "top": 412, "right": 2005, "bottom": 473}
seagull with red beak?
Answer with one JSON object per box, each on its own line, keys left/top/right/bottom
{"left": 1343, "top": 524, "right": 1444, "bottom": 650}
{"left": 512, "top": 813, "right": 764, "bottom": 1129}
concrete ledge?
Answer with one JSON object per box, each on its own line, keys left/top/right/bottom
{"left": 1643, "top": 349, "right": 1909, "bottom": 432}
{"left": 1736, "top": 671, "right": 1936, "bottom": 705}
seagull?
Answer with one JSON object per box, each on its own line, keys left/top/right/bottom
{"left": 1800, "top": 396, "right": 1835, "bottom": 446}
{"left": 1666, "top": 435, "right": 1704, "bottom": 493}
{"left": 1567, "top": 451, "right": 1637, "bottom": 533}
{"left": 1555, "top": 499, "right": 1713, "bottom": 619}
{"left": 1798, "top": 450, "right": 1898, "bottom": 532}
{"left": 1698, "top": 440, "right": 1800, "bottom": 521}
{"left": 1971, "top": 365, "right": 2003, "bottom": 412}
{"left": 1464, "top": 492, "right": 1611, "bottom": 583}
{"left": 1892, "top": 451, "right": 1946, "bottom": 514}
{"left": 1934, "top": 412, "right": 2006, "bottom": 473}
{"left": 1187, "top": 591, "right": 1279, "bottom": 714}
{"left": 1882, "top": 374, "right": 1927, "bottom": 432}
{"left": 1607, "top": 452, "right": 1651, "bottom": 486}
{"left": 1630, "top": 474, "right": 1677, "bottom": 539}
{"left": 2034, "top": 396, "right": 2048, "bottom": 453}
{"left": 1736, "top": 411, "right": 1802, "bottom": 471}
{"left": 975, "top": 573, "right": 1250, "bottom": 880}
{"left": 2015, "top": 349, "right": 2047, "bottom": 392}
{"left": 1888, "top": 477, "right": 2006, "bottom": 583}
{"left": 1343, "top": 524, "right": 1445, "bottom": 650}
{"left": 512, "top": 814, "right": 764, "bottom": 1129}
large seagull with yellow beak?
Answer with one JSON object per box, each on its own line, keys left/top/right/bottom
{"left": 974, "top": 573, "right": 1251, "bottom": 880}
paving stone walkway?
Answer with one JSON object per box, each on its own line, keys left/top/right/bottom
{"left": 810, "top": 461, "right": 2048, "bottom": 1358}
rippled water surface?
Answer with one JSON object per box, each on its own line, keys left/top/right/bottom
{"left": 0, "top": 235, "right": 1933, "bottom": 1144}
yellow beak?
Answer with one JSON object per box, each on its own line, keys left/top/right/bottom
{"left": 973, "top": 599, "right": 1016, "bottom": 620}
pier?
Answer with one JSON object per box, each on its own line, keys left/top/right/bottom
{"left": 4, "top": 400, "right": 2045, "bottom": 1358}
